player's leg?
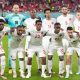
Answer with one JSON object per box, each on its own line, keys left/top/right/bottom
{"left": 26, "top": 49, "right": 34, "bottom": 78}
{"left": 0, "top": 54, "right": 7, "bottom": 80}
{"left": 18, "top": 50, "right": 25, "bottom": 78}
{"left": 39, "top": 50, "right": 50, "bottom": 78}
{"left": 11, "top": 49, "right": 17, "bottom": 78}
{"left": 65, "top": 47, "right": 73, "bottom": 78}
{"left": 76, "top": 48, "right": 80, "bottom": 75}
{"left": 8, "top": 36, "right": 12, "bottom": 74}
{"left": 57, "top": 48, "right": 64, "bottom": 78}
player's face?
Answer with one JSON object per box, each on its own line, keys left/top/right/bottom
{"left": 54, "top": 25, "right": 60, "bottom": 33}
{"left": 67, "top": 30, "right": 73, "bottom": 38}
{"left": 61, "top": 7, "right": 68, "bottom": 15}
{"left": 17, "top": 27, "right": 24, "bottom": 36}
{"left": 36, "top": 22, "right": 42, "bottom": 31}
{"left": 76, "top": 12, "right": 80, "bottom": 20}
{"left": 45, "top": 10, "right": 51, "bottom": 18}
{"left": 0, "top": 22, "right": 4, "bottom": 31}
{"left": 12, "top": 5, "right": 20, "bottom": 13}
{"left": 30, "top": 10, "right": 36, "bottom": 18}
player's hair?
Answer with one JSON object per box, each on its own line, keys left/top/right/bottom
{"left": 54, "top": 22, "right": 61, "bottom": 26}
{"left": 44, "top": 8, "right": 51, "bottom": 13}
{"left": 76, "top": 9, "right": 80, "bottom": 13}
{"left": 0, "top": 19, "right": 6, "bottom": 23}
{"left": 12, "top": 4, "right": 19, "bottom": 8}
{"left": 35, "top": 20, "right": 42, "bottom": 24}
{"left": 67, "top": 27, "right": 73, "bottom": 30}
{"left": 17, "top": 25, "right": 25, "bottom": 28}
{"left": 61, "top": 4, "right": 68, "bottom": 9}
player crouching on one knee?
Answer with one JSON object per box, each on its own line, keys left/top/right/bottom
{"left": 65, "top": 27, "right": 80, "bottom": 78}
{"left": 10, "top": 25, "right": 26, "bottom": 78}
{"left": 0, "top": 19, "right": 11, "bottom": 80}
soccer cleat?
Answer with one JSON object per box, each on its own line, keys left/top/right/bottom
{"left": 76, "top": 72, "right": 80, "bottom": 75}
{"left": 59, "top": 74, "right": 64, "bottom": 78}
{"left": 41, "top": 74, "right": 51, "bottom": 78}
{"left": 20, "top": 74, "right": 25, "bottom": 78}
{"left": 65, "top": 75, "right": 69, "bottom": 79}
{"left": 1, "top": 75, "right": 7, "bottom": 80}
{"left": 26, "top": 73, "right": 31, "bottom": 78}
{"left": 9, "top": 69, "right": 12, "bottom": 74}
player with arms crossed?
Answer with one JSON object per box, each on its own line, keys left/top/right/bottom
{"left": 65, "top": 27, "right": 80, "bottom": 78}
{"left": 10, "top": 25, "right": 25, "bottom": 78}
{"left": 26, "top": 20, "right": 50, "bottom": 78}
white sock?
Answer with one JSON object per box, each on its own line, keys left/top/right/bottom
{"left": 66, "top": 65, "right": 70, "bottom": 76}
{"left": 78, "top": 57, "right": 80, "bottom": 72}
{"left": 59, "top": 61, "right": 64, "bottom": 74}
{"left": 25, "top": 56, "right": 28, "bottom": 69}
{"left": 11, "top": 59, "right": 16, "bottom": 74}
{"left": 48, "top": 60, "right": 52, "bottom": 73}
{"left": 36, "top": 56, "right": 41, "bottom": 69}
{"left": 19, "top": 60, "right": 24, "bottom": 74}
{"left": 42, "top": 65, "right": 46, "bottom": 75}
{"left": 27, "top": 65, "right": 31, "bottom": 75}
{"left": 1, "top": 56, "right": 5, "bottom": 75}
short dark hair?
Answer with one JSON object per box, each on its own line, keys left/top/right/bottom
{"left": 67, "top": 27, "right": 73, "bottom": 30}
{"left": 35, "top": 20, "right": 42, "bottom": 24}
{"left": 44, "top": 8, "right": 51, "bottom": 13}
{"left": 61, "top": 4, "right": 68, "bottom": 9}
{"left": 54, "top": 22, "right": 61, "bottom": 26}
{"left": 17, "top": 25, "right": 25, "bottom": 28}
{"left": 0, "top": 19, "right": 6, "bottom": 23}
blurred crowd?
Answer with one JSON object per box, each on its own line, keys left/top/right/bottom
{"left": 0, "top": 0, "right": 80, "bottom": 12}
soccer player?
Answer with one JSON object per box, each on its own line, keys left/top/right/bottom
{"left": 24, "top": 9, "right": 41, "bottom": 73}
{"left": 0, "top": 19, "right": 10, "bottom": 80}
{"left": 47, "top": 23, "right": 65, "bottom": 78}
{"left": 42, "top": 8, "right": 56, "bottom": 51}
{"left": 57, "top": 5, "right": 74, "bottom": 74}
{"left": 26, "top": 20, "right": 49, "bottom": 78}
{"left": 5, "top": 4, "right": 26, "bottom": 74}
{"left": 73, "top": 9, "right": 80, "bottom": 34}
{"left": 65, "top": 27, "right": 80, "bottom": 78}
{"left": 10, "top": 25, "right": 25, "bottom": 78}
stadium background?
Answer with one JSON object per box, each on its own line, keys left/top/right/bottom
{"left": 0, "top": 0, "right": 80, "bottom": 80}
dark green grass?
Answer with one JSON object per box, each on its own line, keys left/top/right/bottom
{"left": 0, "top": 36, "right": 80, "bottom": 80}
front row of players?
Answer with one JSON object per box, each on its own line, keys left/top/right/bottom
{"left": 0, "top": 19, "right": 80, "bottom": 79}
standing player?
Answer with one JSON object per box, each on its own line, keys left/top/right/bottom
{"left": 26, "top": 20, "right": 50, "bottom": 78}
{"left": 65, "top": 27, "right": 80, "bottom": 78}
{"left": 0, "top": 19, "right": 10, "bottom": 80}
{"left": 47, "top": 23, "right": 65, "bottom": 78}
{"left": 23, "top": 9, "right": 41, "bottom": 72}
{"left": 57, "top": 5, "right": 74, "bottom": 74}
{"left": 5, "top": 4, "right": 26, "bottom": 74}
{"left": 10, "top": 25, "right": 25, "bottom": 78}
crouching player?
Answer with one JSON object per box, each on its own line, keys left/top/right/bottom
{"left": 47, "top": 23, "right": 65, "bottom": 78}
{"left": 10, "top": 25, "right": 25, "bottom": 78}
{"left": 65, "top": 27, "right": 80, "bottom": 78}
{"left": 26, "top": 20, "right": 50, "bottom": 78}
{"left": 0, "top": 19, "right": 10, "bottom": 80}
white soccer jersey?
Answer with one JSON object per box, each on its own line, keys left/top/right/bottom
{"left": 73, "top": 18, "right": 80, "bottom": 33}
{"left": 27, "top": 27, "right": 46, "bottom": 47}
{"left": 23, "top": 18, "right": 37, "bottom": 29}
{"left": 57, "top": 14, "right": 74, "bottom": 31}
{"left": 49, "top": 31, "right": 64, "bottom": 48}
{"left": 65, "top": 33, "right": 80, "bottom": 47}
{"left": 10, "top": 29, "right": 25, "bottom": 49}
{"left": 42, "top": 18, "right": 56, "bottom": 31}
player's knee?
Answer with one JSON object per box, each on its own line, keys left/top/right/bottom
{"left": 59, "top": 56, "right": 64, "bottom": 61}
{"left": 48, "top": 55, "right": 53, "bottom": 60}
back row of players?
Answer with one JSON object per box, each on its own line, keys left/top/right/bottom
{"left": 0, "top": 4, "right": 80, "bottom": 79}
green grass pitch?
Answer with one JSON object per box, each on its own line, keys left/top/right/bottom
{"left": 0, "top": 36, "right": 80, "bottom": 80}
